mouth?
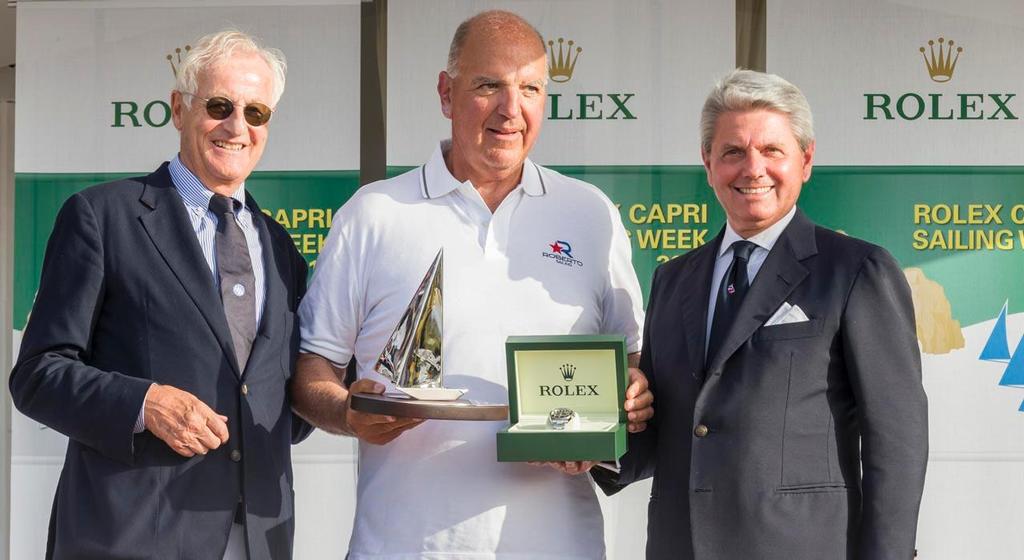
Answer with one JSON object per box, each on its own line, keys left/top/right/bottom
{"left": 212, "top": 140, "right": 246, "bottom": 152}
{"left": 734, "top": 185, "right": 773, "bottom": 195}
{"left": 486, "top": 127, "right": 521, "bottom": 141}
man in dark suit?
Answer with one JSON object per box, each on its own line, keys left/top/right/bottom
{"left": 9, "top": 30, "right": 308, "bottom": 559}
{"left": 601, "top": 70, "right": 928, "bottom": 559}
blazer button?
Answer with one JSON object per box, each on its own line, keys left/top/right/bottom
{"left": 230, "top": 449, "right": 242, "bottom": 462}
{"left": 241, "top": 384, "right": 249, "bottom": 396}
{"left": 694, "top": 424, "right": 710, "bottom": 438}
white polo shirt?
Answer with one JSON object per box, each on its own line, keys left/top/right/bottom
{"left": 299, "top": 142, "right": 644, "bottom": 559}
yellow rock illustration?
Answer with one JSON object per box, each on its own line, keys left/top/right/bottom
{"left": 903, "top": 267, "right": 965, "bottom": 354}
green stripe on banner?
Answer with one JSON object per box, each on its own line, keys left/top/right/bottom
{"left": 392, "top": 164, "right": 1024, "bottom": 328}
{"left": 13, "top": 171, "right": 360, "bottom": 330}
{"left": 16, "top": 166, "right": 1024, "bottom": 332}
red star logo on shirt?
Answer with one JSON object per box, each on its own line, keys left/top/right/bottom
{"left": 549, "top": 242, "right": 563, "bottom": 253}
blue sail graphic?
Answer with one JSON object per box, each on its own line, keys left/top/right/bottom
{"left": 998, "top": 333, "right": 1024, "bottom": 389}
{"left": 979, "top": 301, "right": 1011, "bottom": 361}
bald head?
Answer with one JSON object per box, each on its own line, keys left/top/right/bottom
{"left": 446, "top": 10, "right": 547, "bottom": 77}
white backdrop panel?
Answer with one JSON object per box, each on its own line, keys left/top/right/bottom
{"left": 387, "top": 0, "right": 734, "bottom": 166}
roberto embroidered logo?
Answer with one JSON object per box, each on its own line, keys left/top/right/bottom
{"left": 543, "top": 240, "right": 584, "bottom": 267}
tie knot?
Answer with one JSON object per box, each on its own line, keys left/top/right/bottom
{"left": 208, "top": 194, "right": 238, "bottom": 216}
{"left": 731, "top": 240, "right": 757, "bottom": 262}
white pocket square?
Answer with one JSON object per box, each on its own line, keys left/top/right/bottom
{"left": 766, "top": 302, "right": 809, "bottom": 326}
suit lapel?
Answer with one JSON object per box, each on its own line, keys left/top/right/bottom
{"left": 244, "top": 194, "right": 284, "bottom": 381}
{"left": 706, "top": 209, "right": 818, "bottom": 374}
{"left": 138, "top": 164, "right": 240, "bottom": 376}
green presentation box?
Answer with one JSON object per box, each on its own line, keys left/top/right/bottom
{"left": 497, "top": 335, "right": 628, "bottom": 462}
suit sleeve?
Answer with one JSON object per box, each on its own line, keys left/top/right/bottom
{"left": 9, "top": 193, "right": 152, "bottom": 465}
{"left": 841, "top": 247, "right": 928, "bottom": 559}
{"left": 593, "top": 264, "right": 661, "bottom": 495}
{"left": 286, "top": 233, "right": 315, "bottom": 444}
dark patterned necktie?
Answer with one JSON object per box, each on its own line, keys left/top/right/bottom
{"left": 706, "top": 240, "right": 757, "bottom": 365}
{"left": 209, "top": 194, "right": 256, "bottom": 373}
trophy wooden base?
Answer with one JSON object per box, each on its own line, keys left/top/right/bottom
{"left": 351, "top": 393, "right": 509, "bottom": 421}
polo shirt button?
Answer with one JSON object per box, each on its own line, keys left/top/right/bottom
{"left": 694, "top": 424, "right": 710, "bottom": 438}
{"left": 230, "top": 449, "right": 242, "bottom": 462}
{"left": 232, "top": 283, "right": 245, "bottom": 297}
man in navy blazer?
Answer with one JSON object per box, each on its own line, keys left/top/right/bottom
{"left": 10, "top": 30, "right": 308, "bottom": 559}
{"left": 598, "top": 70, "right": 929, "bottom": 559}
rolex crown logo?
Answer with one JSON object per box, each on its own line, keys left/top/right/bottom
{"left": 546, "top": 37, "right": 582, "bottom": 83}
{"left": 166, "top": 45, "right": 192, "bottom": 78}
{"left": 919, "top": 37, "right": 963, "bottom": 83}
{"left": 559, "top": 363, "right": 576, "bottom": 382}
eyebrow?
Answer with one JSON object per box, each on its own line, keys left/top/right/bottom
{"left": 467, "top": 76, "right": 547, "bottom": 88}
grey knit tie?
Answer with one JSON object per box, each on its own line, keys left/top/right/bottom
{"left": 209, "top": 194, "right": 256, "bottom": 373}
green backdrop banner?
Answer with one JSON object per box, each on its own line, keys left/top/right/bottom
{"left": 16, "top": 166, "right": 1023, "bottom": 334}
{"left": 14, "top": 171, "right": 360, "bottom": 330}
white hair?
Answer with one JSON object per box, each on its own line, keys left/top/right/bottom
{"left": 175, "top": 29, "right": 287, "bottom": 107}
{"left": 700, "top": 69, "right": 814, "bottom": 153}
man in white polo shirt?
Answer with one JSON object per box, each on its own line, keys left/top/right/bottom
{"left": 292, "top": 10, "right": 652, "bottom": 559}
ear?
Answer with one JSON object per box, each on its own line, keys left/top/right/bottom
{"left": 170, "top": 90, "right": 186, "bottom": 131}
{"left": 701, "top": 148, "right": 714, "bottom": 186}
{"left": 437, "top": 71, "right": 454, "bottom": 119}
{"left": 801, "top": 140, "right": 816, "bottom": 182}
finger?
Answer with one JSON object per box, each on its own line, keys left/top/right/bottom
{"left": 627, "top": 421, "right": 648, "bottom": 433}
{"left": 348, "top": 409, "right": 401, "bottom": 427}
{"left": 349, "top": 378, "right": 386, "bottom": 395}
{"left": 625, "top": 369, "right": 648, "bottom": 399}
{"left": 172, "top": 444, "right": 196, "bottom": 458}
{"left": 629, "top": 389, "right": 654, "bottom": 410}
{"left": 365, "top": 418, "right": 425, "bottom": 444}
{"left": 196, "top": 427, "right": 224, "bottom": 451}
{"left": 627, "top": 401, "right": 654, "bottom": 422}
{"left": 206, "top": 414, "right": 230, "bottom": 444}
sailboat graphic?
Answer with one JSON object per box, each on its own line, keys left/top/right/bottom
{"left": 979, "top": 301, "right": 1010, "bottom": 361}
{"left": 979, "top": 300, "right": 1024, "bottom": 412}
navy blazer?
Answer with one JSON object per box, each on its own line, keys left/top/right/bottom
{"left": 598, "top": 209, "right": 928, "bottom": 560}
{"left": 10, "top": 163, "right": 310, "bottom": 559}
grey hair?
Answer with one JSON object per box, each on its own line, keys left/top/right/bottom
{"left": 700, "top": 69, "right": 814, "bottom": 153}
{"left": 446, "top": 10, "right": 546, "bottom": 77}
{"left": 175, "top": 29, "right": 287, "bottom": 108}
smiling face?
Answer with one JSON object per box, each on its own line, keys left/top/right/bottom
{"left": 702, "top": 109, "right": 815, "bottom": 237}
{"left": 171, "top": 52, "right": 275, "bottom": 196}
{"left": 437, "top": 28, "right": 547, "bottom": 185}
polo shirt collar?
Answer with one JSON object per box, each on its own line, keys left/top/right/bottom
{"left": 420, "top": 140, "right": 547, "bottom": 200}
{"left": 717, "top": 205, "right": 797, "bottom": 258}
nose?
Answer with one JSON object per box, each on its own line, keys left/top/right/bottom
{"left": 741, "top": 149, "right": 767, "bottom": 180}
{"left": 220, "top": 104, "right": 249, "bottom": 136}
{"left": 496, "top": 86, "right": 522, "bottom": 119}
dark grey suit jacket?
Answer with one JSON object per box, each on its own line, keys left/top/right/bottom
{"left": 600, "top": 209, "right": 928, "bottom": 560}
{"left": 10, "top": 163, "right": 310, "bottom": 559}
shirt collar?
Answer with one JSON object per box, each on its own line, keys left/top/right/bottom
{"left": 168, "top": 154, "right": 247, "bottom": 212}
{"left": 718, "top": 205, "right": 798, "bottom": 258}
{"left": 420, "top": 140, "right": 547, "bottom": 200}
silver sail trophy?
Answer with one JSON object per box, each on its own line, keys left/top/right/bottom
{"left": 374, "top": 249, "right": 466, "bottom": 400}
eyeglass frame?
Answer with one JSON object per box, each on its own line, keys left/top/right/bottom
{"left": 177, "top": 91, "right": 276, "bottom": 127}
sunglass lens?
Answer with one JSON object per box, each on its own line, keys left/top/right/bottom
{"left": 205, "top": 97, "right": 235, "bottom": 120}
{"left": 244, "top": 103, "right": 273, "bottom": 126}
